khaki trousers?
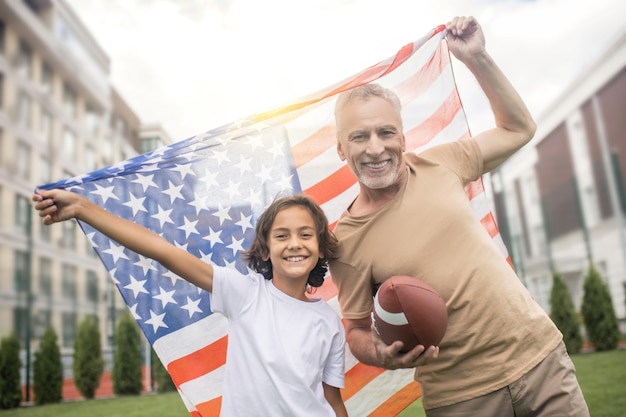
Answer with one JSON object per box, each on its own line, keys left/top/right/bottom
{"left": 426, "top": 341, "right": 590, "bottom": 417}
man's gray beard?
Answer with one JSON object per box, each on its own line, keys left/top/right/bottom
{"left": 358, "top": 165, "right": 401, "bottom": 190}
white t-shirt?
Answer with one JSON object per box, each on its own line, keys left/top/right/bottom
{"left": 211, "top": 266, "right": 346, "bottom": 417}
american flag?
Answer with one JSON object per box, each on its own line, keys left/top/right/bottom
{"left": 38, "top": 24, "right": 508, "bottom": 416}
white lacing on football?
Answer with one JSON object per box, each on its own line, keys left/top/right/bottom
{"left": 373, "top": 291, "right": 408, "bottom": 325}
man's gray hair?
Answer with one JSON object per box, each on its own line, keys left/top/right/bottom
{"left": 334, "top": 83, "right": 402, "bottom": 124}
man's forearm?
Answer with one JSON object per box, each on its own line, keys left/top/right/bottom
{"left": 464, "top": 51, "right": 535, "bottom": 136}
{"left": 347, "top": 327, "right": 381, "bottom": 367}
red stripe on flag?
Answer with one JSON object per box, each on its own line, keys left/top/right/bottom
{"left": 314, "top": 274, "right": 338, "bottom": 301}
{"left": 325, "top": 43, "right": 418, "bottom": 98}
{"left": 405, "top": 90, "right": 462, "bottom": 151}
{"left": 195, "top": 396, "right": 222, "bottom": 417}
{"left": 292, "top": 124, "right": 336, "bottom": 168}
{"left": 396, "top": 44, "right": 447, "bottom": 105}
{"left": 368, "top": 381, "right": 422, "bottom": 417}
{"left": 465, "top": 179, "right": 484, "bottom": 200}
{"left": 341, "top": 362, "right": 386, "bottom": 400}
{"left": 303, "top": 165, "right": 356, "bottom": 205}
{"left": 480, "top": 212, "right": 499, "bottom": 239}
{"left": 168, "top": 337, "right": 228, "bottom": 384}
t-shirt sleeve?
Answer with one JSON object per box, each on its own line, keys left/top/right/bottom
{"left": 420, "top": 139, "right": 482, "bottom": 185}
{"left": 329, "top": 259, "right": 374, "bottom": 320}
{"left": 211, "top": 266, "right": 257, "bottom": 318}
{"left": 322, "top": 315, "right": 346, "bottom": 389}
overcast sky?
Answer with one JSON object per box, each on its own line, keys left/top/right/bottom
{"left": 65, "top": 0, "right": 625, "bottom": 141}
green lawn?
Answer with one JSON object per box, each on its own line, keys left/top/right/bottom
{"left": 2, "top": 350, "right": 624, "bottom": 417}
{"left": 398, "top": 349, "right": 626, "bottom": 417}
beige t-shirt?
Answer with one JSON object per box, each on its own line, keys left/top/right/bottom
{"left": 329, "top": 140, "right": 562, "bottom": 409}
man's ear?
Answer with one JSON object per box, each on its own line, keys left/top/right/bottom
{"left": 337, "top": 140, "right": 346, "bottom": 161}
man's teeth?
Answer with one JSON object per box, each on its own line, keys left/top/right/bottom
{"left": 367, "top": 161, "right": 387, "bottom": 169}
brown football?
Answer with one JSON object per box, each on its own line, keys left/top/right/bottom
{"left": 372, "top": 275, "right": 448, "bottom": 352}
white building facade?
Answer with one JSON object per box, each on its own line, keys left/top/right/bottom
{"left": 490, "top": 30, "right": 626, "bottom": 332}
{"left": 0, "top": 0, "right": 171, "bottom": 392}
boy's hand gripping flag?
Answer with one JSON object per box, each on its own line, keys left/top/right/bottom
{"left": 38, "top": 24, "right": 508, "bottom": 416}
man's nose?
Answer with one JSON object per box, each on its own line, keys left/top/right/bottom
{"left": 366, "top": 134, "right": 385, "bottom": 156}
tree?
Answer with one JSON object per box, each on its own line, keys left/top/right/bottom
{"left": 33, "top": 327, "right": 63, "bottom": 405}
{"left": 581, "top": 264, "right": 619, "bottom": 351}
{"left": 152, "top": 348, "right": 175, "bottom": 393}
{"left": 112, "top": 312, "right": 143, "bottom": 395}
{"left": 549, "top": 271, "right": 583, "bottom": 354}
{"left": 0, "top": 333, "right": 22, "bottom": 409}
{"left": 73, "top": 316, "right": 104, "bottom": 399}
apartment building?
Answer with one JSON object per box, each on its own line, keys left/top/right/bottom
{"left": 0, "top": 0, "right": 171, "bottom": 381}
{"left": 490, "top": 29, "right": 626, "bottom": 330}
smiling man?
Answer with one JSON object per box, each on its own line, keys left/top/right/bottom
{"left": 329, "top": 16, "right": 590, "bottom": 417}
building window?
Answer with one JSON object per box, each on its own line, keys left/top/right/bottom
{"left": 15, "top": 194, "right": 30, "bottom": 234}
{"left": 41, "top": 111, "right": 52, "bottom": 145}
{"left": 35, "top": 310, "right": 52, "bottom": 339}
{"left": 14, "top": 250, "right": 28, "bottom": 292}
{"left": 116, "top": 118, "right": 127, "bottom": 139}
{"left": 13, "top": 306, "right": 28, "bottom": 343}
{"left": 85, "top": 146, "right": 96, "bottom": 171}
{"left": 63, "top": 127, "right": 76, "bottom": 162}
{"left": 62, "top": 220, "right": 76, "bottom": 249}
{"left": 103, "top": 135, "right": 113, "bottom": 164}
{"left": 39, "top": 220, "right": 51, "bottom": 242}
{"left": 63, "top": 83, "right": 77, "bottom": 117}
{"left": 62, "top": 312, "right": 77, "bottom": 347}
{"left": 86, "top": 105, "right": 99, "bottom": 137}
{"left": 17, "top": 40, "right": 33, "bottom": 79}
{"left": 16, "top": 140, "right": 30, "bottom": 180}
{"left": 141, "top": 136, "right": 161, "bottom": 153}
{"left": 0, "top": 73, "right": 3, "bottom": 107}
{"left": 40, "top": 257, "right": 52, "bottom": 297}
{"left": 0, "top": 20, "right": 5, "bottom": 54}
{"left": 62, "top": 264, "right": 77, "bottom": 299}
{"left": 17, "top": 92, "right": 32, "bottom": 129}
{"left": 87, "top": 271, "right": 98, "bottom": 303}
{"left": 40, "top": 154, "right": 50, "bottom": 184}
{"left": 41, "top": 62, "right": 53, "bottom": 95}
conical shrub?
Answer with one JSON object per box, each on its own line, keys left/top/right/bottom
{"left": 549, "top": 271, "right": 582, "bottom": 354}
{"left": 0, "top": 333, "right": 22, "bottom": 409}
{"left": 112, "top": 312, "right": 143, "bottom": 395}
{"left": 581, "top": 264, "right": 619, "bottom": 351}
{"left": 33, "top": 327, "right": 63, "bottom": 404}
{"left": 73, "top": 316, "right": 104, "bottom": 399}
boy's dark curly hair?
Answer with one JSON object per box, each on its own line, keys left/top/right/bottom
{"left": 241, "top": 195, "right": 339, "bottom": 288}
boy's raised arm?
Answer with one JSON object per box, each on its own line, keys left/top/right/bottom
{"left": 33, "top": 189, "right": 214, "bottom": 292}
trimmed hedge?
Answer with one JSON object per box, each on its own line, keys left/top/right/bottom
{"left": 549, "top": 271, "right": 583, "bottom": 354}
{"left": 73, "top": 316, "right": 104, "bottom": 399}
{"left": 581, "top": 264, "right": 619, "bottom": 351}
{"left": 33, "top": 326, "right": 63, "bottom": 404}
{"left": 112, "top": 312, "right": 143, "bottom": 395}
{"left": 0, "top": 333, "right": 22, "bottom": 409}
